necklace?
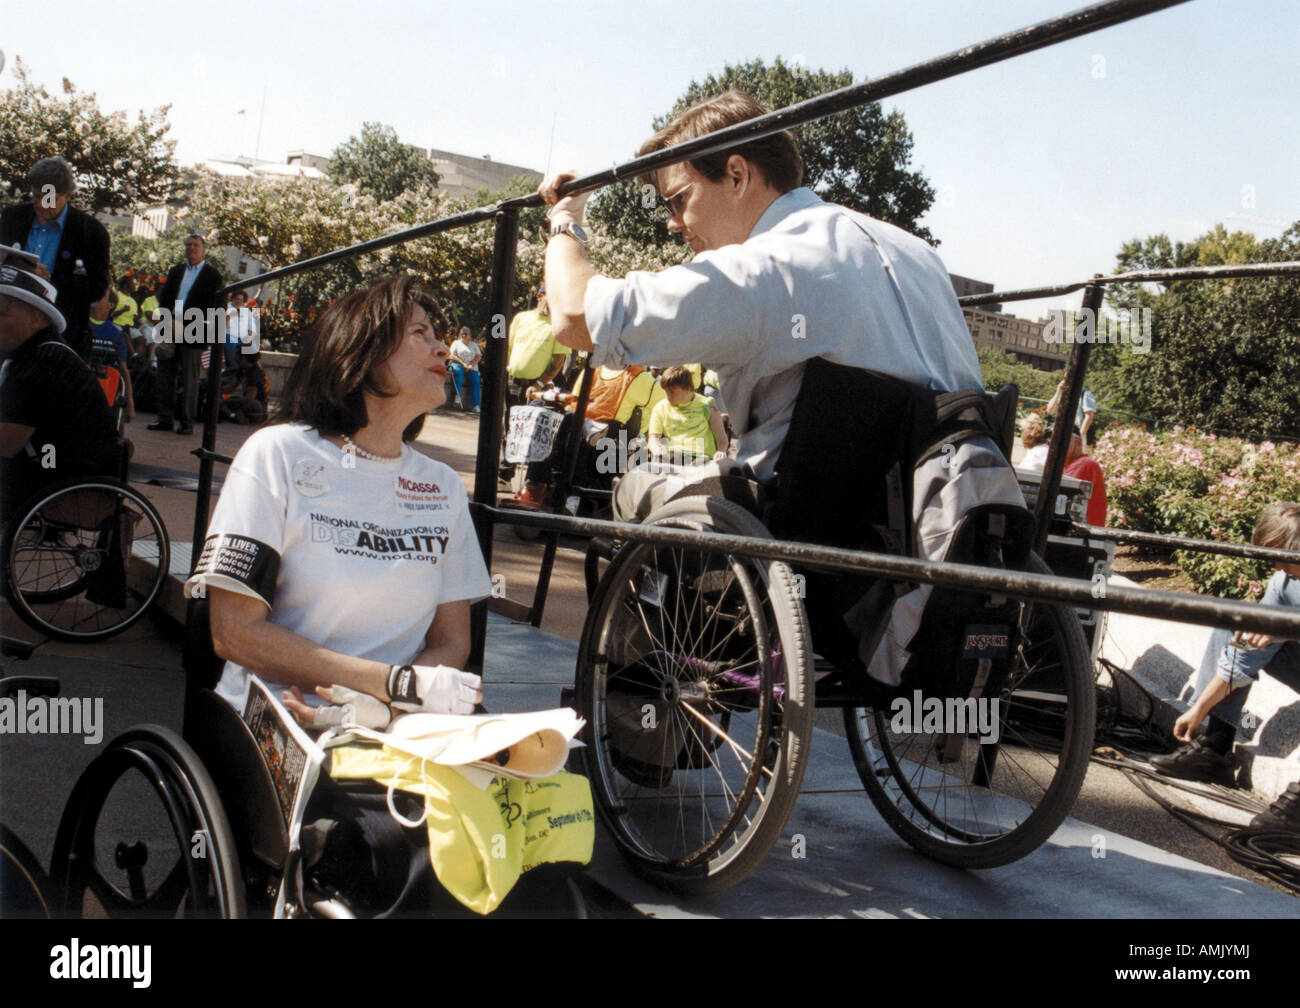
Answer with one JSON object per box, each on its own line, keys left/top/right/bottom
{"left": 341, "top": 433, "right": 402, "bottom": 461}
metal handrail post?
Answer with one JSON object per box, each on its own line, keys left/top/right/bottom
{"left": 1033, "top": 280, "right": 1102, "bottom": 554}
{"left": 469, "top": 207, "right": 520, "bottom": 669}
{"left": 527, "top": 364, "right": 596, "bottom": 627}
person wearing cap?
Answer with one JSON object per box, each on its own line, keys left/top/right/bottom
{"left": 0, "top": 157, "right": 111, "bottom": 362}
{"left": 0, "top": 262, "right": 118, "bottom": 519}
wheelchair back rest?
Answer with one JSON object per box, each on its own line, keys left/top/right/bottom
{"left": 766, "top": 359, "right": 912, "bottom": 552}
{"left": 183, "top": 595, "right": 227, "bottom": 694}
{"left": 767, "top": 359, "right": 1023, "bottom": 557}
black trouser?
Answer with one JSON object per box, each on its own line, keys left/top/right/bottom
{"left": 156, "top": 346, "right": 201, "bottom": 425}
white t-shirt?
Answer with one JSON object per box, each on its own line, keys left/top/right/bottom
{"left": 450, "top": 339, "right": 481, "bottom": 370}
{"left": 188, "top": 423, "right": 493, "bottom": 710}
{"left": 1019, "top": 443, "right": 1049, "bottom": 474}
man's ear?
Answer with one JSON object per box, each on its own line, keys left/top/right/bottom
{"left": 724, "top": 154, "right": 750, "bottom": 195}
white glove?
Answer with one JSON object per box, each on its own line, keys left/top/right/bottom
{"left": 311, "top": 685, "right": 393, "bottom": 730}
{"left": 387, "top": 664, "right": 482, "bottom": 716}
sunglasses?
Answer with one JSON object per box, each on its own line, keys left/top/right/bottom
{"left": 657, "top": 181, "right": 696, "bottom": 219}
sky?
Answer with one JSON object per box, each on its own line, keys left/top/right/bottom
{"left": 5, "top": 0, "right": 1297, "bottom": 317}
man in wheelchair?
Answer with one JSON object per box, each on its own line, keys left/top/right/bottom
{"left": 532, "top": 93, "right": 1085, "bottom": 891}
{"left": 0, "top": 255, "right": 120, "bottom": 524}
{"left": 538, "top": 89, "right": 1027, "bottom": 660}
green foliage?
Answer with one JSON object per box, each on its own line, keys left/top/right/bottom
{"left": 327, "top": 123, "right": 440, "bottom": 202}
{"left": 1094, "top": 425, "right": 1300, "bottom": 597}
{"left": 0, "top": 57, "right": 180, "bottom": 212}
{"left": 588, "top": 56, "right": 935, "bottom": 250}
{"left": 976, "top": 348, "right": 1058, "bottom": 402}
{"left": 186, "top": 171, "right": 556, "bottom": 348}
{"left": 1094, "top": 222, "right": 1300, "bottom": 438}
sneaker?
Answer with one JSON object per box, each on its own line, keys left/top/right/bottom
{"left": 1150, "top": 740, "right": 1236, "bottom": 787}
{"left": 1249, "top": 781, "right": 1300, "bottom": 831}
{"left": 146, "top": 419, "right": 173, "bottom": 432}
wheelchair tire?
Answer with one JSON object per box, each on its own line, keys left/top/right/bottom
{"left": 3, "top": 477, "right": 169, "bottom": 642}
{"left": 50, "top": 725, "right": 246, "bottom": 918}
{"left": 1, "top": 825, "right": 54, "bottom": 918}
{"left": 843, "top": 553, "right": 1095, "bottom": 869}
{"left": 575, "top": 496, "right": 812, "bottom": 895}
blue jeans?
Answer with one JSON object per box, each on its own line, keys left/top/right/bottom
{"left": 448, "top": 363, "right": 480, "bottom": 408}
{"left": 1192, "top": 628, "right": 1300, "bottom": 730}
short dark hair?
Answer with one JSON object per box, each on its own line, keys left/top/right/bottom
{"left": 659, "top": 365, "right": 695, "bottom": 393}
{"left": 638, "top": 90, "right": 803, "bottom": 194}
{"left": 273, "top": 274, "right": 441, "bottom": 443}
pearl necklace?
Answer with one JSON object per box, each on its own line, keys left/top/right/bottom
{"left": 341, "top": 433, "right": 401, "bottom": 461}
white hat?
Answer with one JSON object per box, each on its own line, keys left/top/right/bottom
{"left": 0, "top": 261, "right": 66, "bottom": 333}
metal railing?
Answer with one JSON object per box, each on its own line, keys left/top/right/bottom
{"left": 179, "top": 0, "right": 1300, "bottom": 666}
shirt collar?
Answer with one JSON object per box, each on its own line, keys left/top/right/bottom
{"left": 748, "top": 187, "right": 823, "bottom": 240}
{"left": 35, "top": 204, "right": 70, "bottom": 230}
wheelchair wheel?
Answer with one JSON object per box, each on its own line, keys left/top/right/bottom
{"left": 3, "top": 477, "right": 169, "bottom": 642}
{"left": 1, "top": 825, "right": 54, "bottom": 918}
{"left": 575, "top": 496, "right": 812, "bottom": 894}
{"left": 844, "top": 553, "right": 1095, "bottom": 869}
{"left": 50, "top": 726, "right": 246, "bottom": 918}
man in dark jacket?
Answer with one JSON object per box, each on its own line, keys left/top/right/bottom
{"left": 149, "top": 234, "right": 225, "bottom": 435}
{"left": 0, "top": 157, "right": 111, "bottom": 362}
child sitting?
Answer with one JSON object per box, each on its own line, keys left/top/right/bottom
{"left": 646, "top": 365, "right": 729, "bottom": 465}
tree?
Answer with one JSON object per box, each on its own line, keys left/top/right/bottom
{"left": 328, "top": 123, "right": 440, "bottom": 202}
{"left": 976, "top": 348, "right": 1058, "bottom": 402}
{"left": 587, "top": 56, "right": 936, "bottom": 251}
{"left": 0, "top": 57, "right": 179, "bottom": 212}
{"left": 1093, "top": 223, "right": 1300, "bottom": 438}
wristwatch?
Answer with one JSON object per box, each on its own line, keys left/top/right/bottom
{"left": 549, "top": 220, "right": 589, "bottom": 246}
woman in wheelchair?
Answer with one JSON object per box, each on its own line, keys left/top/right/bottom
{"left": 191, "top": 274, "right": 493, "bottom": 729}
{"left": 0, "top": 261, "right": 120, "bottom": 523}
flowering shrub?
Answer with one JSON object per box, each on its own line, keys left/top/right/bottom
{"left": 1094, "top": 426, "right": 1300, "bottom": 598}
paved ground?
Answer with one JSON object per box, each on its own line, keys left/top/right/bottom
{"left": 2, "top": 404, "right": 1296, "bottom": 916}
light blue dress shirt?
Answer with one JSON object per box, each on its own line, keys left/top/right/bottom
{"left": 584, "top": 188, "right": 983, "bottom": 480}
{"left": 176, "top": 263, "right": 204, "bottom": 308}
{"left": 25, "top": 204, "right": 70, "bottom": 274}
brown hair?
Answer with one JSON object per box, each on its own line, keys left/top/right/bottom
{"left": 1253, "top": 502, "right": 1300, "bottom": 553}
{"left": 1020, "top": 412, "right": 1047, "bottom": 449}
{"left": 274, "top": 274, "right": 442, "bottom": 443}
{"left": 659, "top": 365, "right": 695, "bottom": 393}
{"left": 638, "top": 90, "right": 803, "bottom": 194}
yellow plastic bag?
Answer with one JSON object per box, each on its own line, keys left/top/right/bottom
{"left": 328, "top": 743, "right": 593, "bottom": 915}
